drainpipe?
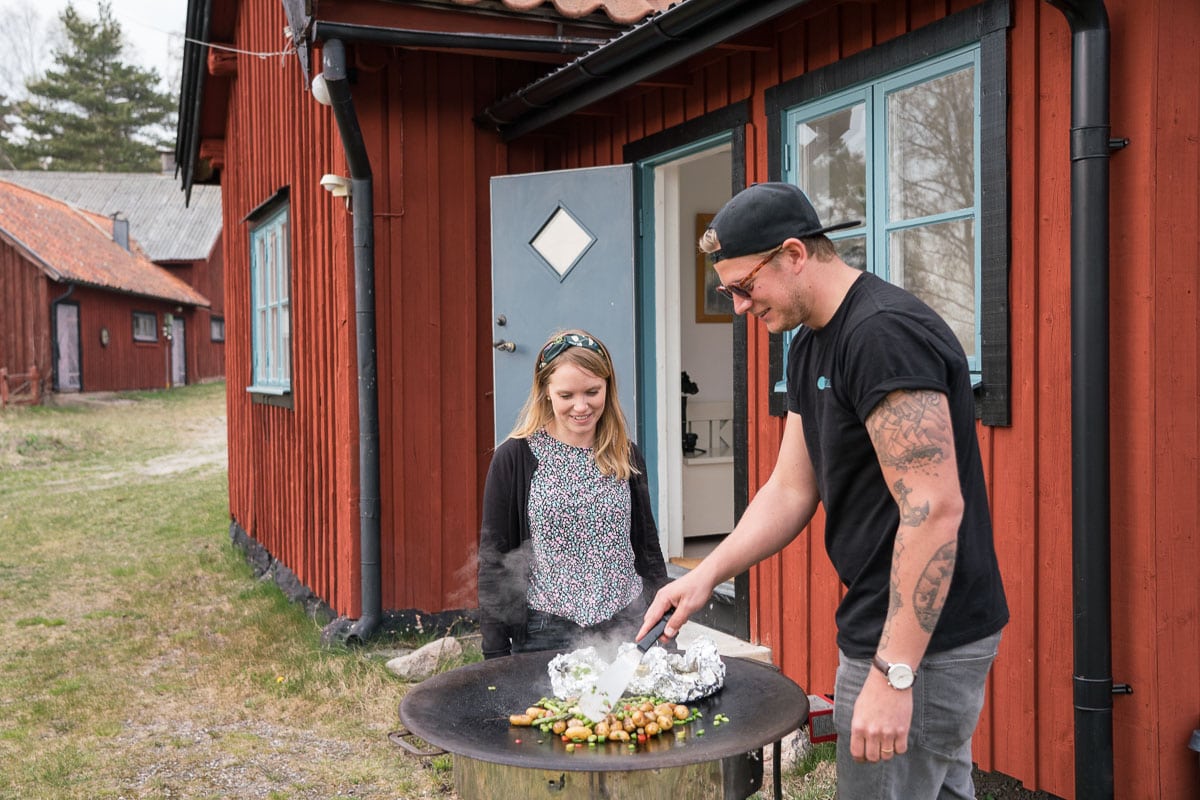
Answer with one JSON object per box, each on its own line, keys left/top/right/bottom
{"left": 322, "top": 39, "right": 381, "bottom": 643}
{"left": 1045, "top": 2, "right": 1129, "bottom": 798}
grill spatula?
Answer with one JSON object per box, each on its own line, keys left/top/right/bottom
{"left": 577, "top": 610, "right": 673, "bottom": 722}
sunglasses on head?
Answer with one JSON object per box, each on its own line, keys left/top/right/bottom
{"left": 715, "top": 244, "right": 784, "bottom": 301}
{"left": 538, "top": 333, "right": 604, "bottom": 370}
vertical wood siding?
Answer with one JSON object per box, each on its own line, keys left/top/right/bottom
{"left": 170, "top": 243, "right": 227, "bottom": 383}
{"left": 522, "top": 0, "right": 1200, "bottom": 796}
{"left": 0, "top": 246, "right": 50, "bottom": 394}
{"left": 218, "top": 2, "right": 540, "bottom": 621}
{"left": 222, "top": 0, "right": 361, "bottom": 616}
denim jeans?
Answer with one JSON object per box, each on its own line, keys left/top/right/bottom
{"left": 834, "top": 631, "right": 1002, "bottom": 799}
{"left": 514, "top": 595, "right": 650, "bottom": 655}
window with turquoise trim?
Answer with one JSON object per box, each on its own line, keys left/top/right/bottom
{"left": 778, "top": 46, "right": 982, "bottom": 391}
{"left": 248, "top": 202, "right": 291, "bottom": 393}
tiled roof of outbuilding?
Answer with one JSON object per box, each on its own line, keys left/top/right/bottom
{"left": 448, "top": 0, "right": 675, "bottom": 25}
{"left": 0, "top": 171, "right": 221, "bottom": 263}
{"left": 0, "top": 181, "right": 210, "bottom": 307}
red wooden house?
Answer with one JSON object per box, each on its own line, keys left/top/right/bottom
{"left": 177, "top": 0, "right": 1200, "bottom": 796}
{"left": 0, "top": 180, "right": 211, "bottom": 397}
{"left": 0, "top": 170, "right": 226, "bottom": 386}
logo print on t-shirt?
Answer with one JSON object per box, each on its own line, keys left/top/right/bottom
{"left": 817, "top": 376, "right": 832, "bottom": 391}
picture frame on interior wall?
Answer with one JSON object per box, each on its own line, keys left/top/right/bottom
{"left": 695, "top": 213, "right": 733, "bottom": 323}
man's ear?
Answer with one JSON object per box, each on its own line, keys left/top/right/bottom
{"left": 782, "top": 238, "right": 809, "bottom": 271}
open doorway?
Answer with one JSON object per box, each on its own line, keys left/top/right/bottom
{"left": 640, "top": 141, "right": 738, "bottom": 629}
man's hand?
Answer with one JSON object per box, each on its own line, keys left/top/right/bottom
{"left": 636, "top": 570, "right": 715, "bottom": 641}
{"left": 849, "top": 668, "right": 913, "bottom": 763}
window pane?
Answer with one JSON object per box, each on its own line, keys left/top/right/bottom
{"left": 796, "top": 103, "right": 866, "bottom": 225}
{"left": 888, "top": 219, "right": 976, "bottom": 358}
{"left": 887, "top": 66, "right": 975, "bottom": 220}
{"left": 835, "top": 236, "right": 868, "bottom": 270}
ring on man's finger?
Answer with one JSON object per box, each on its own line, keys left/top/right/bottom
{"left": 881, "top": 747, "right": 894, "bottom": 754}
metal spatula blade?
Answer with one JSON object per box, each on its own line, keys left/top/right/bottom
{"left": 577, "top": 611, "right": 673, "bottom": 721}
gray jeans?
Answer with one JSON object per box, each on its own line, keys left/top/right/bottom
{"left": 834, "top": 631, "right": 1001, "bottom": 799}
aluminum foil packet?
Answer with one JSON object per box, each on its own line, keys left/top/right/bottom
{"left": 548, "top": 637, "right": 726, "bottom": 704}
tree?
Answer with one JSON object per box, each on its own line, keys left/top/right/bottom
{"left": 2, "top": 2, "right": 174, "bottom": 171}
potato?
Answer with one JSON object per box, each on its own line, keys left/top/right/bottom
{"left": 509, "top": 714, "right": 534, "bottom": 726}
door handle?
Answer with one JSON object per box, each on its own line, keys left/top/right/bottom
{"left": 493, "top": 340, "right": 516, "bottom": 352}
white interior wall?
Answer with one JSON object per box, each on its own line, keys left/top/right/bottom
{"left": 677, "top": 155, "right": 733, "bottom": 404}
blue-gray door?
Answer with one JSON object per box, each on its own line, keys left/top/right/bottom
{"left": 489, "top": 165, "right": 637, "bottom": 445}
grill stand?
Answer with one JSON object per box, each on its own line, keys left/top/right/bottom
{"left": 452, "top": 749, "right": 764, "bottom": 800}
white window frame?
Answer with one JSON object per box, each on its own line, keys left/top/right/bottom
{"left": 210, "top": 316, "right": 225, "bottom": 343}
{"left": 779, "top": 46, "right": 983, "bottom": 388}
{"left": 247, "top": 202, "right": 291, "bottom": 395}
{"left": 132, "top": 311, "right": 157, "bottom": 342}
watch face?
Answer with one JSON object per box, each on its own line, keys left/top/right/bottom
{"left": 888, "top": 664, "right": 915, "bottom": 690}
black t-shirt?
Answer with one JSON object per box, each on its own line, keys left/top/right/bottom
{"left": 787, "top": 272, "right": 1008, "bottom": 658}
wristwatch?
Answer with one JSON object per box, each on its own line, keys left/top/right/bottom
{"left": 872, "top": 654, "right": 916, "bottom": 690}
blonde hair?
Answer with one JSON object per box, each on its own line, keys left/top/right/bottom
{"left": 508, "top": 328, "right": 638, "bottom": 481}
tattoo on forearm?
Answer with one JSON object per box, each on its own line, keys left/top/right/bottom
{"left": 893, "top": 479, "right": 930, "bottom": 526}
{"left": 868, "top": 391, "right": 952, "bottom": 473}
{"left": 880, "top": 539, "right": 906, "bottom": 650}
{"left": 913, "top": 542, "right": 956, "bottom": 632}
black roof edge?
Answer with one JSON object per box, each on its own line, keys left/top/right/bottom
{"left": 477, "top": 0, "right": 817, "bottom": 142}
{"left": 176, "top": 0, "right": 213, "bottom": 205}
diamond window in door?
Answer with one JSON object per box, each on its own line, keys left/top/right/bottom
{"left": 529, "top": 205, "right": 596, "bottom": 280}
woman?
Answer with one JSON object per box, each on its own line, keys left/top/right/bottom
{"left": 478, "top": 329, "right": 668, "bottom": 659}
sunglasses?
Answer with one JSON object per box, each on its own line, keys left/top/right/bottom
{"left": 538, "top": 333, "right": 604, "bottom": 370}
{"left": 715, "top": 245, "right": 784, "bottom": 301}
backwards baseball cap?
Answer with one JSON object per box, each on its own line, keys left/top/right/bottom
{"left": 707, "top": 182, "right": 860, "bottom": 262}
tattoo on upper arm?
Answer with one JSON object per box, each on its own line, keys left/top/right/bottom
{"left": 913, "top": 542, "right": 956, "bottom": 632}
{"left": 867, "top": 391, "right": 952, "bottom": 473}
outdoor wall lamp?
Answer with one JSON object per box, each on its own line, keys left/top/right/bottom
{"left": 320, "top": 173, "right": 352, "bottom": 200}
{"left": 311, "top": 73, "right": 332, "bottom": 106}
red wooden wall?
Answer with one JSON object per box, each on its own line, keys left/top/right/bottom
{"left": 209, "top": 0, "right": 1199, "bottom": 796}
{"left": 0, "top": 244, "right": 50, "bottom": 393}
{"left": 215, "top": 0, "right": 545, "bottom": 620}
{"left": 163, "top": 235, "right": 227, "bottom": 383}
{"left": 67, "top": 286, "right": 196, "bottom": 392}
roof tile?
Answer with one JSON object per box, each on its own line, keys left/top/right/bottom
{"left": 0, "top": 180, "right": 209, "bottom": 307}
{"left": 449, "top": 0, "right": 675, "bottom": 25}
{"left": 0, "top": 171, "right": 221, "bottom": 263}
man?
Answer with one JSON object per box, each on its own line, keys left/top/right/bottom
{"left": 639, "top": 183, "right": 1007, "bottom": 799}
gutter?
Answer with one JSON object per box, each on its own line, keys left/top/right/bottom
{"left": 322, "top": 39, "right": 382, "bottom": 644}
{"left": 476, "top": 0, "right": 815, "bottom": 141}
{"left": 1045, "top": 2, "right": 1130, "bottom": 798}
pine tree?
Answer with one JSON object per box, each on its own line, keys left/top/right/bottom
{"left": 2, "top": 2, "right": 174, "bottom": 171}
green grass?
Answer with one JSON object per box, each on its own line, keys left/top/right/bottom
{"left": 0, "top": 384, "right": 455, "bottom": 800}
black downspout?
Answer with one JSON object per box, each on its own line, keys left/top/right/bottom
{"left": 1046, "top": 2, "right": 1121, "bottom": 798}
{"left": 323, "top": 40, "right": 382, "bottom": 643}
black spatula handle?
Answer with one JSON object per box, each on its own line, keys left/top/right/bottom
{"left": 636, "top": 609, "right": 674, "bottom": 652}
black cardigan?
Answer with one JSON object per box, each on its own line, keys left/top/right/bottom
{"left": 477, "top": 436, "right": 668, "bottom": 658}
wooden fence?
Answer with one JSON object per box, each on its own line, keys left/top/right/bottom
{"left": 0, "top": 366, "right": 41, "bottom": 407}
